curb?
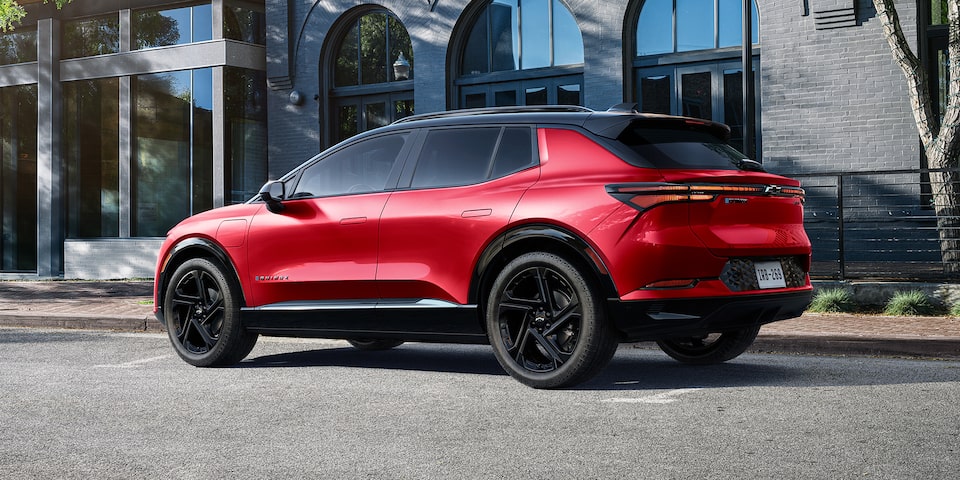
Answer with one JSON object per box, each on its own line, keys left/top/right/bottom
{"left": 751, "top": 334, "right": 960, "bottom": 360}
{"left": 0, "top": 313, "right": 164, "bottom": 333}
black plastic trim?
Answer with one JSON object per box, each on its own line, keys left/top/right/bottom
{"left": 240, "top": 300, "right": 487, "bottom": 344}
{"left": 155, "top": 237, "right": 241, "bottom": 326}
{"left": 607, "top": 289, "right": 813, "bottom": 342}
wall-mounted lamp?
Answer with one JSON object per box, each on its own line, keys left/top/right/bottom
{"left": 393, "top": 52, "right": 411, "bottom": 81}
{"left": 289, "top": 90, "right": 304, "bottom": 106}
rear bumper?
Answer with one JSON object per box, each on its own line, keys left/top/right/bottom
{"left": 607, "top": 289, "right": 812, "bottom": 342}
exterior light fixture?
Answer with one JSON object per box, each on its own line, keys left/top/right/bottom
{"left": 393, "top": 52, "right": 410, "bottom": 80}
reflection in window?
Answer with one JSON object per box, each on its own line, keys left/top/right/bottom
{"left": 0, "top": 26, "right": 37, "bottom": 65}
{"left": 294, "top": 133, "right": 409, "bottom": 198}
{"left": 133, "top": 69, "right": 213, "bottom": 236}
{"left": 0, "top": 84, "right": 38, "bottom": 271}
{"left": 930, "top": 0, "right": 948, "bottom": 25}
{"left": 412, "top": 128, "right": 501, "bottom": 188}
{"left": 639, "top": 74, "right": 671, "bottom": 114}
{"left": 63, "top": 78, "right": 120, "bottom": 238}
{"left": 62, "top": 14, "right": 119, "bottom": 59}
{"left": 224, "top": 0, "right": 266, "bottom": 45}
{"left": 134, "top": 3, "right": 212, "bottom": 49}
{"left": 461, "top": 0, "right": 584, "bottom": 75}
{"left": 637, "top": 0, "right": 758, "bottom": 56}
{"left": 225, "top": 67, "right": 268, "bottom": 204}
{"left": 334, "top": 12, "right": 413, "bottom": 87}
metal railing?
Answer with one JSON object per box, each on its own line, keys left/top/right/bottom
{"left": 793, "top": 168, "right": 960, "bottom": 281}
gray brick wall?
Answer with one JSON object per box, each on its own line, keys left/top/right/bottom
{"left": 64, "top": 239, "right": 163, "bottom": 280}
{"left": 761, "top": 0, "right": 920, "bottom": 176}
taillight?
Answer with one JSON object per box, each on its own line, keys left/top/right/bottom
{"left": 606, "top": 183, "right": 805, "bottom": 212}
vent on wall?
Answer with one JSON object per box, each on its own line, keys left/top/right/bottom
{"left": 812, "top": 0, "right": 859, "bottom": 30}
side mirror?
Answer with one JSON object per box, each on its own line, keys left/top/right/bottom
{"left": 259, "top": 181, "right": 286, "bottom": 214}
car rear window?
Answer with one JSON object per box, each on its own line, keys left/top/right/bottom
{"left": 616, "top": 127, "right": 748, "bottom": 170}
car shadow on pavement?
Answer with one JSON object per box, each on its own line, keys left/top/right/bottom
{"left": 237, "top": 342, "right": 960, "bottom": 391}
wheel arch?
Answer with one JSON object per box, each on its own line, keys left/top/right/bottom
{"left": 471, "top": 224, "right": 618, "bottom": 318}
{"left": 157, "top": 237, "right": 246, "bottom": 314}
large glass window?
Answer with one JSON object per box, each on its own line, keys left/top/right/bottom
{"left": 133, "top": 69, "right": 213, "bottom": 237}
{"left": 224, "top": 0, "right": 266, "bottom": 45}
{"left": 134, "top": 3, "right": 213, "bottom": 49}
{"left": 225, "top": 67, "right": 268, "bottom": 204}
{"left": 334, "top": 12, "right": 413, "bottom": 86}
{"left": 62, "top": 14, "right": 120, "bottom": 59}
{"left": 63, "top": 78, "right": 120, "bottom": 238}
{"left": 329, "top": 10, "right": 414, "bottom": 145}
{"left": 637, "top": 0, "right": 758, "bottom": 56}
{"left": 633, "top": 0, "right": 760, "bottom": 158}
{"left": 461, "top": 0, "right": 584, "bottom": 75}
{"left": 0, "top": 84, "right": 38, "bottom": 271}
{"left": 455, "top": 0, "right": 584, "bottom": 108}
{"left": 0, "top": 26, "right": 37, "bottom": 65}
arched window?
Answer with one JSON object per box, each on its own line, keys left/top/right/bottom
{"left": 327, "top": 10, "right": 414, "bottom": 145}
{"left": 631, "top": 0, "right": 760, "bottom": 157}
{"left": 453, "top": 0, "right": 584, "bottom": 108}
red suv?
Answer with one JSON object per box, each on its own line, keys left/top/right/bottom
{"left": 153, "top": 106, "right": 812, "bottom": 388}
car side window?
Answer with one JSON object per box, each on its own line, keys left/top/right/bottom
{"left": 292, "top": 133, "right": 409, "bottom": 198}
{"left": 411, "top": 128, "right": 500, "bottom": 189}
{"left": 491, "top": 127, "right": 535, "bottom": 178}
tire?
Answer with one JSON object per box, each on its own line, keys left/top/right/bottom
{"left": 163, "top": 257, "right": 258, "bottom": 367}
{"left": 656, "top": 326, "right": 761, "bottom": 365}
{"left": 486, "top": 252, "right": 618, "bottom": 389}
{"left": 347, "top": 339, "right": 404, "bottom": 351}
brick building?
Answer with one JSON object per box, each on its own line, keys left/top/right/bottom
{"left": 0, "top": 0, "right": 949, "bottom": 279}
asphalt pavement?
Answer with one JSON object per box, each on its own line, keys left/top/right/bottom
{"left": 0, "top": 280, "right": 958, "bottom": 359}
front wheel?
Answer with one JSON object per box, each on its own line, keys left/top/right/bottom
{"left": 486, "top": 252, "right": 618, "bottom": 389}
{"left": 163, "top": 257, "right": 258, "bottom": 367}
{"left": 656, "top": 326, "right": 760, "bottom": 365}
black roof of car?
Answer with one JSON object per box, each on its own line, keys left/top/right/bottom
{"left": 383, "top": 105, "right": 731, "bottom": 141}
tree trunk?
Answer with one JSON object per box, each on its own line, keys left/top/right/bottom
{"left": 875, "top": 0, "right": 960, "bottom": 275}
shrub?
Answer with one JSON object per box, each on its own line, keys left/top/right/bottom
{"left": 808, "top": 288, "right": 856, "bottom": 313}
{"left": 950, "top": 303, "right": 960, "bottom": 318}
{"left": 884, "top": 290, "right": 937, "bottom": 316}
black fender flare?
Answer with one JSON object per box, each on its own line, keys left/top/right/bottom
{"left": 471, "top": 224, "right": 618, "bottom": 306}
{"left": 156, "top": 237, "right": 244, "bottom": 322}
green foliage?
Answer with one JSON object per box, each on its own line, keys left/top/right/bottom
{"left": 884, "top": 290, "right": 938, "bottom": 316}
{"left": 0, "top": 0, "right": 27, "bottom": 32}
{"left": 950, "top": 303, "right": 960, "bottom": 317}
{"left": 0, "top": 0, "right": 71, "bottom": 32}
{"left": 807, "top": 288, "right": 857, "bottom": 313}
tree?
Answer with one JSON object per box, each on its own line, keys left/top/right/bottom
{"left": 0, "top": 0, "right": 70, "bottom": 32}
{"left": 875, "top": 0, "right": 960, "bottom": 273}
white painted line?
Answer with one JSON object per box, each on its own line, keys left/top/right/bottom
{"left": 603, "top": 388, "right": 703, "bottom": 404}
{"left": 94, "top": 355, "right": 171, "bottom": 369}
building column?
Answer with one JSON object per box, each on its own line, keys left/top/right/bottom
{"left": 36, "top": 18, "right": 62, "bottom": 277}
{"left": 119, "top": 9, "right": 131, "bottom": 237}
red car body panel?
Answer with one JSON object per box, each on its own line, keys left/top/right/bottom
{"left": 377, "top": 167, "right": 539, "bottom": 305}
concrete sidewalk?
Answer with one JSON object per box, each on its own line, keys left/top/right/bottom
{"left": 1, "top": 281, "right": 958, "bottom": 359}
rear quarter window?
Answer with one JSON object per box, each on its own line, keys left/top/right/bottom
{"left": 616, "top": 127, "right": 747, "bottom": 170}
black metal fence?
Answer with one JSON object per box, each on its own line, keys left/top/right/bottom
{"left": 795, "top": 168, "right": 959, "bottom": 281}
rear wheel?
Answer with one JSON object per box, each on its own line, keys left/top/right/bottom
{"left": 486, "top": 252, "right": 618, "bottom": 389}
{"left": 656, "top": 326, "right": 760, "bottom": 365}
{"left": 347, "top": 339, "right": 404, "bottom": 351}
{"left": 164, "top": 257, "right": 258, "bottom": 367}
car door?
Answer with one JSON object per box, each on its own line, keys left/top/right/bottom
{"left": 245, "top": 131, "right": 412, "bottom": 307}
{"left": 377, "top": 125, "right": 540, "bottom": 306}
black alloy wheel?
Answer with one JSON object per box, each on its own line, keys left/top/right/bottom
{"left": 164, "top": 257, "right": 258, "bottom": 367}
{"left": 486, "top": 252, "right": 618, "bottom": 389}
{"left": 656, "top": 326, "right": 761, "bottom": 365}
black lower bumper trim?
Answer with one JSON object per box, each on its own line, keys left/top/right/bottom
{"left": 607, "top": 290, "right": 813, "bottom": 342}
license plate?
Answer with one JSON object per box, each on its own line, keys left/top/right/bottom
{"left": 755, "top": 261, "right": 787, "bottom": 289}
